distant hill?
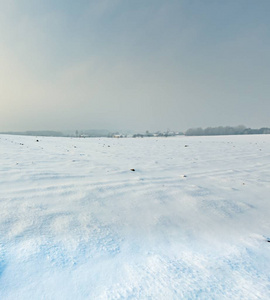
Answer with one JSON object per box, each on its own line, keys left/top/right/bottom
{"left": 0, "top": 131, "right": 64, "bottom": 137}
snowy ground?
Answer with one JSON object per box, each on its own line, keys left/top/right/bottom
{"left": 0, "top": 134, "right": 270, "bottom": 299}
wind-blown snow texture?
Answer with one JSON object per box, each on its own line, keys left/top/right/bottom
{"left": 0, "top": 134, "right": 270, "bottom": 299}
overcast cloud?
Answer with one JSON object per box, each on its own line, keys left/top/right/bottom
{"left": 1, "top": 0, "right": 270, "bottom": 132}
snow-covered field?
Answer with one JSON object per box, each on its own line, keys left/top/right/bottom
{"left": 0, "top": 134, "right": 270, "bottom": 299}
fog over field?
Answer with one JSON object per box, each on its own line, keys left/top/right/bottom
{"left": 0, "top": 134, "right": 270, "bottom": 299}
{"left": 1, "top": 0, "right": 270, "bottom": 132}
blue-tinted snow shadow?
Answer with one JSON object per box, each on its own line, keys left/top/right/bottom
{"left": 0, "top": 260, "right": 6, "bottom": 279}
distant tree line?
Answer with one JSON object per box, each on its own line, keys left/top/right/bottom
{"left": 185, "top": 126, "right": 270, "bottom": 136}
{"left": 2, "top": 126, "right": 270, "bottom": 138}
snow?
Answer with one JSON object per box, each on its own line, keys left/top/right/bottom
{"left": 0, "top": 134, "right": 270, "bottom": 299}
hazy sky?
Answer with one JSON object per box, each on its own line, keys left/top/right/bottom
{"left": 1, "top": 0, "right": 270, "bottom": 132}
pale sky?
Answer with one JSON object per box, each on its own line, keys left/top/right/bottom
{"left": 1, "top": 0, "right": 270, "bottom": 132}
